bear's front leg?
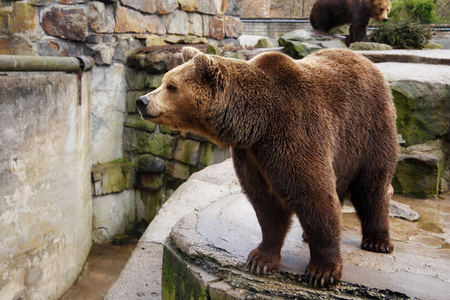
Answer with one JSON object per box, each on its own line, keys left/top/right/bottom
{"left": 232, "top": 148, "right": 293, "bottom": 275}
{"left": 294, "top": 190, "right": 343, "bottom": 286}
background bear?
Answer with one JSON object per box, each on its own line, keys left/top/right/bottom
{"left": 310, "top": 0, "right": 391, "bottom": 45}
{"left": 136, "top": 47, "right": 398, "bottom": 286}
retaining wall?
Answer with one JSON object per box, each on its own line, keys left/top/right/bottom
{"left": 0, "top": 59, "right": 92, "bottom": 299}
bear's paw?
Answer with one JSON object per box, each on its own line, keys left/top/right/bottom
{"left": 361, "top": 237, "right": 394, "bottom": 253}
{"left": 246, "top": 248, "right": 281, "bottom": 275}
{"left": 305, "top": 261, "right": 343, "bottom": 286}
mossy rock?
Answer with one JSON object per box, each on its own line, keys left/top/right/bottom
{"left": 392, "top": 151, "right": 446, "bottom": 197}
{"left": 137, "top": 132, "right": 175, "bottom": 159}
{"left": 136, "top": 154, "right": 165, "bottom": 173}
{"left": 391, "top": 81, "right": 450, "bottom": 146}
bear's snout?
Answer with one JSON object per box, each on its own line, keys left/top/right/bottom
{"left": 382, "top": 17, "right": 388, "bottom": 22}
{"left": 136, "top": 96, "right": 149, "bottom": 110}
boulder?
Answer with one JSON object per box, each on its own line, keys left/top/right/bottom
{"left": 254, "top": 37, "right": 277, "bottom": 48}
{"left": 350, "top": 42, "right": 392, "bottom": 51}
{"left": 393, "top": 151, "right": 446, "bottom": 197}
{"left": 391, "top": 81, "right": 450, "bottom": 146}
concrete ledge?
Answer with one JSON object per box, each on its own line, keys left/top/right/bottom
{"left": 163, "top": 179, "right": 449, "bottom": 300}
{"left": 107, "top": 159, "right": 450, "bottom": 300}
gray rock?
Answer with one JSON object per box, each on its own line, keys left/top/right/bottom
{"left": 389, "top": 200, "right": 420, "bottom": 221}
{"left": 164, "top": 10, "right": 188, "bottom": 35}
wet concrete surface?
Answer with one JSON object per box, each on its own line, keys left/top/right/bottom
{"left": 60, "top": 241, "right": 137, "bottom": 300}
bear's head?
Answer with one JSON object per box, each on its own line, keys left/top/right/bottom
{"left": 136, "top": 47, "right": 269, "bottom": 147}
{"left": 371, "top": 0, "right": 391, "bottom": 22}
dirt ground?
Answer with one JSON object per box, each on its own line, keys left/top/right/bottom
{"left": 59, "top": 241, "right": 137, "bottom": 300}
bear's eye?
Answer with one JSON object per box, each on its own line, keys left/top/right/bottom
{"left": 167, "top": 84, "right": 177, "bottom": 92}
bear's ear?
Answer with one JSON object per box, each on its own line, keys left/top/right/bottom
{"left": 193, "top": 53, "right": 221, "bottom": 82}
{"left": 182, "top": 47, "right": 201, "bottom": 62}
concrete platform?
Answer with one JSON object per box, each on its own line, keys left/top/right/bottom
{"left": 106, "top": 159, "right": 450, "bottom": 300}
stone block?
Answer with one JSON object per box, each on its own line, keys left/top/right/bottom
{"left": 126, "top": 68, "right": 146, "bottom": 90}
{"left": 88, "top": 1, "right": 115, "bottom": 33}
{"left": 174, "top": 139, "right": 201, "bottom": 166}
{"left": 123, "top": 127, "right": 136, "bottom": 152}
{"left": 92, "top": 64, "right": 127, "bottom": 164}
{"left": 201, "top": 15, "right": 210, "bottom": 37}
{"left": 145, "top": 15, "right": 166, "bottom": 35}
{"left": 165, "top": 161, "right": 190, "bottom": 180}
{"left": 198, "top": 0, "right": 217, "bottom": 15}
{"left": 125, "top": 114, "right": 156, "bottom": 132}
{"left": 126, "top": 90, "right": 147, "bottom": 113}
{"left": 145, "top": 74, "right": 163, "bottom": 88}
{"left": 156, "top": 0, "right": 179, "bottom": 14}
{"left": 137, "top": 132, "right": 175, "bottom": 159}
{"left": 209, "top": 17, "right": 224, "bottom": 40}
{"left": 136, "top": 154, "right": 166, "bottom": 173}
{"left": 0, "top": 36, "right": 34, "bottom": 55}
{"left": 85, "top": 43, "right": 116, "bottom": 65}
{"left": 199, "top": 143, "right": 231, "bottom": 167}
{"left": 0, "top": 8, "right": 10, "bottom": 35}
{"left": 393, "top": 151, "right": 446, "bottom": 197}
{"left": 92, "top": 189, "right": 135, "bottom": 244}
{"left": 29, "top": 0, "right": 53, "bottom": 5}
{"left": 114, "top": 4, "right": 145, "bottom": 33}
{"left": 122, "top": 0, "right": 157, "bottom": 13}
{"left": 91, "top": 160, "right": 135, "bottom": 195}
{"left": 391, "top": 81, "right": 450, "bottom": 146}
{"left": 11, "top": 2, "right": 36, "bottom": 34}
{"left": 179, "top": 0, "right": 198, "bottom": 12}
{"left": 36, "top": 36, "right": 84, "bottom": 57}
{"left": 164, "top": 9, "right": 188, "bottom": 35}
{"left": 41, "top": 6, "right": 87, "bottom": 41}
{"left": 188, "top": 13, "right": 202, "bottom": 36}
{"left": 145, "top": 34, "right": 167, "bottom": 46}
{"left": 224, "top": 15, "right": 242, "bottom": 38}
{"left": 137, "top": 173, "right": 164, "bottom": 190}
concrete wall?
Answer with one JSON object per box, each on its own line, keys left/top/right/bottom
{"left": 0, "top": 71, "right": 92, "bottom": 299}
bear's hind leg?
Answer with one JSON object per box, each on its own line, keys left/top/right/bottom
{"left": 350, "top": 173, "right": 394, "bottom": 253}
{"left": 294, "top": 190, "right": 343, "bottom": 286}
{"left": 232, "top": 149, "right": 293, "bottom": 275}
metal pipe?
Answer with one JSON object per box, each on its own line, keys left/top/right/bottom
{"left": 0, "top": 55, "right": 94, "bottom": 72}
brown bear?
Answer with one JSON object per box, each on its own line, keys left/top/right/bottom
{"left": 136, "top": 47, "right": 397, "bottom": 286}
{"left": 310, "top": 0, "right": 391, "bottom": 45}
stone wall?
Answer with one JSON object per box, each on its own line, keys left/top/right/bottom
{"left": 0, "top": 71, "right": 92, "bottom": 299}
{"left": 0, "top": 0, "right": 242, "bottom": 244}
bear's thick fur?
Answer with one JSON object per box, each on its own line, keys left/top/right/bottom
{"left": 136, "top": 48, "right": 398, "bottom": 286}
{"left": 310, "top": 0, "right": 391, "bottom": 45}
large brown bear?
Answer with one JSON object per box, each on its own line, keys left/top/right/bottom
{"left": 136, "top": 48, "right": 397, "bottom": 286}
{"left": 310, "top": 0, "right": 391, "bottom": 45}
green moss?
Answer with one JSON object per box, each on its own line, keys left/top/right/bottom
{"left": 126, "top": 91, "right": 147, "bottom": 113}
{"left": 162, "top": 244, "right": 209, "bottom": 300}
{"left": 205, "top": 44, "right": 222, "bottom": 55}
{"left": 145, "top": 74, "right": 163, "bottom": 89}
{"left": 125, "top": 114, "right": 156, "bottom": 132}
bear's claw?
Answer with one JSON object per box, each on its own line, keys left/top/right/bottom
{"left": 361, "top": 237, "right": 394, "bottom": 253}
{"left": 305, "top": 262, "right": 342, "bottom": 287}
